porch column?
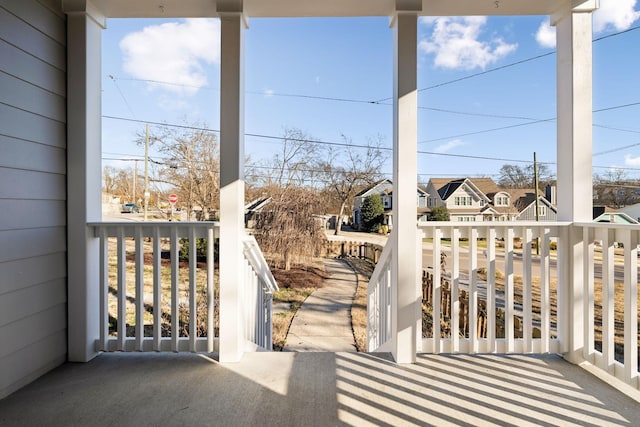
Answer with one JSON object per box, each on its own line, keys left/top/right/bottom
{"left": 63, "top": 1, "right": 106, "bottom": 361}
{"left": 218, "top": 10, "right": 246, "bottom": 363}
{"left": 553, "top": 0, "right": 597, "bottom": 363}
{"left": 391, "top": 5, "right": 421, "bottom": 363}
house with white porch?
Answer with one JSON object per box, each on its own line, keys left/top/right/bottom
{"left": 1, "top": 0, "right": 639, "bottom": 423}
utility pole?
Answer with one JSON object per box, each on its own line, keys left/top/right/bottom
{"left": 534, "top": 152, "right": 540, "bottom": 255}
{"left": 133, "top": 161, "right": 137, "bottom": 204}
{"left": 144, "top": 123, "right": 150, "bottom": 221}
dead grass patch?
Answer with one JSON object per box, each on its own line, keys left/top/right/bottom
{"left": 344, "top": 258, "right": 375, "bottom": 352}
{"left": 270, "top": 260, "right": 328, "bottom": 350}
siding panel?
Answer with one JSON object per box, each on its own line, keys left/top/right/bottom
{"left": 0, "top": 331, "right": 67, "bottom": 400}
{"left": 0, "top": 135, "right": 65, "bottom": 174}
{"left": 0, "top": 227, "right": 66, "bottom": 264}
{"left": 0, "top": 304, "right": 66, "bottom": 359}
{"left": 0, "top": 279, "right": 66, "bottom": 327}
{"left": 0, "top": 103, "right": 66, "bottom": 148}
{"left": 0, "top": 6, "right": 65, "bottom": 70}
{"left": 0, "top": 199, "right": 66, "bottom": 231}
{"left": 0, "top": 168, "right": 65, "bottom": 200}
{"left": 0, "top": 39, "right": 65, "bottom": 96}
{"left": 0, "top": 253, "right": 66, "bottom": 296}
{"left": 1, "top": 0, "right": 66, "bottom": 45}
{"left": 0, "top": 0, "right": 67, "bottom": 400}
{"left": 0, "top": 71, "right": 66, "bottom": 122}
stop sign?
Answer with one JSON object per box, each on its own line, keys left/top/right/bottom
{"left": 169, "top": 194, "right": 178, "bottom": 204}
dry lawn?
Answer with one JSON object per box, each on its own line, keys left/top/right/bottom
{"left": 107, "top": 237, "right": 216, "bottom": 339}
{"left": 269, "top": 259, "right": 328, "bottom": 350}
{"left": 344, "top": 258, "right": 375, "bottom": 352}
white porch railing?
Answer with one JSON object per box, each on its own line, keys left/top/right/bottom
{"left": 90, "top": 222, "right": 277, "bottom": 354}
{"left": 367, "top": 240, "right": 393, "bottom": 352}
{"left": 242, "top": 236, "right": 279, "bottom": 350}
{"left": 367, "top": 221, "right": 639, "bottom": 390}
{"left": 419, "top": 222, "right": 565, "bottom": 355}
{"left": 577, "top": 222, "right": 639, "bottom": 390}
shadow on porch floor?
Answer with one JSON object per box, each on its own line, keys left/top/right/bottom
{"left": 1, "top": 352, "right": 638, "bottom": 426}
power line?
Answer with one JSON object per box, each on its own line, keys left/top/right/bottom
{"left": 102, "top": 114, "right": 640, "bottom": 169}
{"left": 377, "top": 24, "right": 640, "bottom": 103}
{"left": 419, "top": 117, "right": 556, "bottom": 144}
{"left": 594, "top": 142, "right": 640, "bottom": 157}
{"left": 108, "top": 75, "right": 137, "bottom": 119}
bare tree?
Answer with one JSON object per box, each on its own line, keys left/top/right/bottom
{"left": 103, "top": 165, "right": 138, "bottom": 202}
{"left": 254, "top": 127, "right": 320, "bottom": 191}
{"left": 145, "top": 122, "right": 220, "bottom": 220}
{"left": 253, "top": 187, "right": 326, "bottom": 270}
{"left": 319, "top": 135, "right": 388, "bottom": 235}
{"left": 498, "top": 163, "right": 553, "bottom": 189}
{"left": 593, "top": 169, "right": 640, "bottom": 208}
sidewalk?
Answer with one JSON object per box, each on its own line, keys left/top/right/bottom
{"left": 283, "top": 258, "right": 358, "bottom": 352}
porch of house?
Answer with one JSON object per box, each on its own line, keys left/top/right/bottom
{"left": 6, "top": 0, "right": 640, "bottom": 420}
{"left": 1, "top": 351, "right": 638, "bottom": 426}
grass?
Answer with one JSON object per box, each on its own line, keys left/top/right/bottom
{"left": 107, "top": 239, "right": 332, "bottom": 350}
{"left": 107, "top": 237, "right": 216, "bottom": 339}
{"left": 344, "top": 258, "right": 375, "bottom": 352}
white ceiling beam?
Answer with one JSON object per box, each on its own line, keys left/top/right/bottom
{"left": 90, "top": 0, "right": 575, "bottom": 19}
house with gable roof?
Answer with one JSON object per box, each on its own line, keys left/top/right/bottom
{"left": 424, "top": 177, "right": 557, "bottom": 222}
{"left": 352, "top": 179, "right": 428, "bottom": 229}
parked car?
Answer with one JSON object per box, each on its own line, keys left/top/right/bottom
{"left": 121, "top": 203, "right": 140, "bottom": 213}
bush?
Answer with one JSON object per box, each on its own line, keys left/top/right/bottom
{"left": 179, "top": 238, "right": 219, "bottom": 262}
{"left": 361, "top": 194, "right": 385, "bottom": 232}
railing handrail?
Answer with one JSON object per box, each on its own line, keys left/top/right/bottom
{"left": 89, "top": 221, "right": 220, "bottom": 238}
{"left": 242, "top": 235, "right": 279, "bottom": 293}
{"left": 369, "top": 236, "right": 393, "bottom": 284}
{"left": 417, "top": 220, "right": 572, "bottom": 227}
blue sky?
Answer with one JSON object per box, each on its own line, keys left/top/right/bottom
{"left": 101, "top": 0, "right": 640, "bottom": 185}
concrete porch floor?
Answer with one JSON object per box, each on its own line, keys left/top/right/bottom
{"left": 1, "top": 352, "right": 638, "bottom": 426}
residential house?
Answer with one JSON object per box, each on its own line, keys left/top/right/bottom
{"left": 352, "top": 179, "right": 427, "bottom": 229}
{"left": 593, "top": 206, "right": 639, "bottom": 224}
{"left": 2, "top": 0, "right": 637, "bottom": 414}
{"left": 244, "top": 197, "right": 271, "bottom": 228}
{"left": 424, "top": 177, "right": 558, "bottom": 222}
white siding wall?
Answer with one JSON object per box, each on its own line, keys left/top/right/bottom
{"left": 0, "top": 0, "right": 67, "bottom": 399}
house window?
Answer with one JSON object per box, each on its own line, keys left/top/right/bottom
{"left": 459, "top": 216, "right": 476, "bottom": 222}
{"left": 454, "top": 196, "right": 472, "bottom": 206}
{"left": 496, "top": 195, "right": 509, "bottom": 206}
{"left": 538, "top": 206, "right": 547, "bottom": 217}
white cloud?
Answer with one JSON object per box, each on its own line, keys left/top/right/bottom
{"left": 535, "top": 18, "right": 556, "bottom": 48}
{"left": 419, "top": 16, "right": 517, "bottom": 70}
{"left": 435, "top": 139, "right": 465, "bottom": 153}
{"left": 535, "top": 0, "right": 640, "bottom": 48}
{"left": 120, "top": 19, "right": 220, "bottom": 96}
{"left": 263, "top": 88, "right": 275, "bottom": 97}
{"left": 624, "top": 154, "right": 640, "bottom": 166}
{"left": 594, "top": 0, "right": 640, "bottom": 32}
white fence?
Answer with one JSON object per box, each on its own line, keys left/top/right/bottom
{"left": 367, "top": 240, "right": 393, "bottom": 352}
{"left": 367, "top": 221, "right": 639, "bottom": 390}
{"left": 90, "top": 222, "right": 277, "bottom": 354}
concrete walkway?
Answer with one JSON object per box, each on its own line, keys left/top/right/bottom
{"left": 283, "top": 258, "right": 358, "bottom": 352}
